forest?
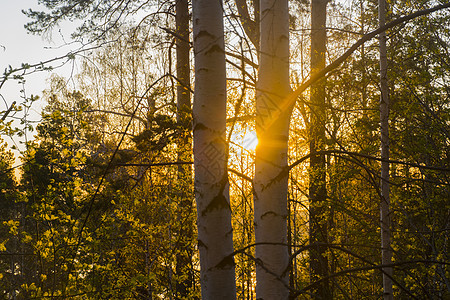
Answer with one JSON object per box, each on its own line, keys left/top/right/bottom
{"left": 0, "top": 0, "right": 449, "bottom": 299}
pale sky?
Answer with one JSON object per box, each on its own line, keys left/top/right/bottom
{"left": 0, "top": 0, "right": 80, "bottom": 168}
{"left": 1, "top": 0, "right": 75, "bottom": 94}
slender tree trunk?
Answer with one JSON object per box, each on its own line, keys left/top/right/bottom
{"left": 254, "top": 0, "right": 290, "bottom": 298}
{"left": 192, "top": 0, "right": 236, "bottom": 298}
{"left": 176, "top": 0, "right": 191, "bottom": 133}
{"left": 309, "top": 0, "right": 331, "bottom": 299}
{"left": 234, "top": 0, "right": 259, "bottom": 49}
{"left": 175, "top": 0, "right": 194, "bottom": 297}
{"left": 378, "top": 0, "right": 393, "bottom": 298}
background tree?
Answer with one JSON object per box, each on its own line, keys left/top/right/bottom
{"left": 0, "top": 137, "right": 21, "bottom": 298}
{"left": 378, "top": 0, "right": 393, "bottom": 298}
{"left": 308, "top": 0, "right": 331, "bottom": 298}
{"left": 174, "top": 0, "right": 195, "bottom": 297}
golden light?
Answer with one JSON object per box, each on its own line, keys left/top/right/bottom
{"left": 241, "top": 130, "right": 258, "bottom": 151}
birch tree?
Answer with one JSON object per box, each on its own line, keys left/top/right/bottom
{"left": 192, "top": 0, "right": 236, "bottom": 298}
{"left": 254, "top": 0, "right": 291, "bottom": 298}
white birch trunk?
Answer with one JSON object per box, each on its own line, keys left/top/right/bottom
{"left": 192, "top": 0, "right": 236, "bottom": 298}
{"left": 378, "top": 0, "right": 393, "bottom": 298}
{"left": 254, "top": 0, "right": 290, "bottom": 298}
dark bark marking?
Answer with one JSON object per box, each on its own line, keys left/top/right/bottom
{"left": 260, "top": 211, "right": 277, "bottom": 219}
{"left": 215, "top": 254, "right": 235, "bottom": 270}
{"left": 198, "top": 239, "right": 207, "bottom": 249}
{"left": 194, "top": 30, "right": 215, "bottom": 42}
{"left": 205, "top": 44, "right": 224, "bottom": 55}
{"left": 202, "top": 193, "right": 230, "bottom": 216}
{"left": 193, "top": 122, "right": 208, "bottom": 132}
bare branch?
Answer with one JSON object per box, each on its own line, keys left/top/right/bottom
{"left": 288, "top": 2, "right": 450, "bottom": 105}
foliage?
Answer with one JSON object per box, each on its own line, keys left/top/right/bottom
{"left": 0, "top": 0, "right": 448, "bottom": 298}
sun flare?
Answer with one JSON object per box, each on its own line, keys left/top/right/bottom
{"left": 241, "top": 130, "right": 258, "bottom": 151}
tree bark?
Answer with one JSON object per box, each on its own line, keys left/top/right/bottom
{"left": 309, "top": 0, "right": 331, "bottom": 299}
{"left": 254, "top": 0, "right": 291, "bottom": 298}
{"left": 175, "top": 0, "right": 194, "bottom": 297}
{"left": 176, "top": 0, "right": 191, "bottom": 132}
{"left": 192, "top": 0, "right": 236, "bottom": 298}
{"left": 234, "top": 0, "right": 259, "bottom": 48}
{"left": 378, "top": 0, "right": 393, "bottom": 299}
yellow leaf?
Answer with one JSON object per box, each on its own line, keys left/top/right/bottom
{"left": 0, "top": 241, "right": 6, "bottom": 252}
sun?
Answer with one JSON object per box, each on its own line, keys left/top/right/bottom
{"left": 230, "top": 126, "right": 258, "bottom": 153}
{"left": 241, "top": 130, "right": 258, "bottom": 151}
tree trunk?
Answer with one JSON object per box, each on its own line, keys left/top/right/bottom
{"left": 175, "top": 0, "right": 194, "bottom": 297}
{"left": 192, "top": 0, "right": 236, "bottom": 298}
{"left": 176, "top": 0, "right": 191, "bottom": 133}
{"left": 309, "top": 0, "right": 331, "bottom": 299}
{"left": 254, "top": 0, "right": 290, "bottom": 298}
{"left": 378, "top": 0, "right": 393, "bottom": 299}
{"left": 234, "top": 0, "right": 259, "bottom": 49}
